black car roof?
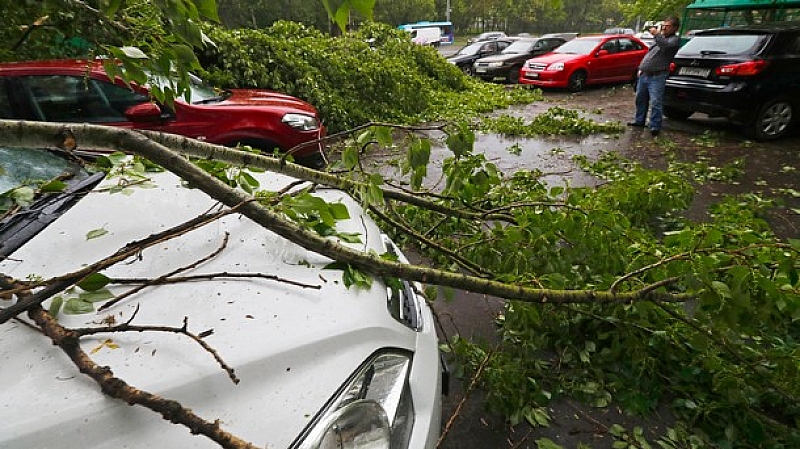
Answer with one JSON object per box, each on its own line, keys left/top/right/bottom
{"left": 697, "top": 20, "right": 800, "bottom": 35}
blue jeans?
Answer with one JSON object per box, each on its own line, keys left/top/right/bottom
{"left": 634, "top": 72, "right": 668, "bottom": 131}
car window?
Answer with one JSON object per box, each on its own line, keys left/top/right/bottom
{"left": 497, "top": 41, "right": 512, "bottom": 51}
{"left": 555, "top": 38, "right": 602, "bottom": 55}
{"left": 600, "top": 39, "right": 619, "bottom": 53}
{"left": 503, "top": 40, "right": 535, "bottom": 53}
{"left": 678, "top": 33, "right": 769, "bottom": 56}
{"left": 19, "top": 75, "right": 138, "bottom": 123}
{"left": 93, "top": 80, "right": 150, "bottom": 116}
{"left": 618, "top": 38, "right": 638, "bottom": 52}
{"left": 0, "top": 146, "right": 103, "bottom": 258}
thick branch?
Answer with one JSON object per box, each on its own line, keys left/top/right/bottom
{"left": 0, "top": 120, "right": 687, "bottom": 305}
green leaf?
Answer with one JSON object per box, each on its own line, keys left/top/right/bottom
{"left": 194, "top": 0, "right": 220, "bottom": 21}
{"left": 40, "top": 180, "right": 67, "bottom": 193}
{"left": 63, "top": 298, "right": 95, "bottom": 315}
{"left": 336, "top": 232, "right": 362, "bottom": 244}
{"left": 100, "top": 0, "right": 123, "bottom": 16}
{"left": 86, "top": 228, "right": 109, "bottom": 240}
{"left": 120, "top": 46, "right": 148, "bottom": 59}
{"left": 79, "top": 289, "right": 114, "bottom": 303}
{"left": 48, "top": 296, "right": 64, "bottom": 317}
{"left": 11, "top": 186, "right": 35, "bottom": 207}
{"left": 535, "top": 438, "right": 564, "bottom": 449}
{"left": 78, "top": 273, "right": 111, "bottom": 291}
{"left": 711, "top": 281, "right": 732, "bottom": 299}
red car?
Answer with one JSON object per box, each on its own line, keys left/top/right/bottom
{"left": 0, "top": 59, "right": 326, "bottom": 168}
{"left": 520, "top": 35, "right": 648, "bottom": 92}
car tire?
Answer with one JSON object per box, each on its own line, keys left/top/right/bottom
{"left": 461, "top": 65, "right": 474, "bottom": 76}
{"left": 567, "top": 70, "right": 587, "bottom": 92}
{"left": 663, "top": 106, "right": 693, "bottom": 121}
{"left": 506, "top": 67, "right": 521, "bottom": 84}
{"left": 747, "top": 97, "right": 794, "bottom": 141}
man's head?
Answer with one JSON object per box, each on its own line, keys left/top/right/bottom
{"left": 661, "top": 17, "right": 680, "bottom": 36}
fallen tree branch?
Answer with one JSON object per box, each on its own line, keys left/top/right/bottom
{"left": 29, "top": 304, "right": 258, "bottom": 449}
{"left": 0, "top": 120, "right": 689, "bottom": 305}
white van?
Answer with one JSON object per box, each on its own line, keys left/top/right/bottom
{"left": 410, "top": 27, "right": 442, "bottom": 47}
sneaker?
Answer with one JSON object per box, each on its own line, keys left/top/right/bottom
{"left": 627, "top": 122, "right": 645, "bottom": 127}
{"left": 650, "top": 129, "right": 660, "bottom": 136}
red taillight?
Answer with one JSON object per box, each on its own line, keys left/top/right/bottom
{"left": 715, "top": 59, "right": 768, "bottom": 76}
{"left": 669, "top": 62, "right": 676, "bottom": 73}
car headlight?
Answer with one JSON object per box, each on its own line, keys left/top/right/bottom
{"left": 283, "top": 113, "right": 320, "bottom": 131}
{"left": 487, "top": 62, "right": 503, "bottom": 68}
{"left": 294, "top": 352, "right": 415, "bottom": 449}
{"left": 549, "top": 62, "right": 565, "bottom": 71}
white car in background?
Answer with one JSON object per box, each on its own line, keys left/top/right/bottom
{"left": 0, "top": 146, "right": 443, "bottom": 448}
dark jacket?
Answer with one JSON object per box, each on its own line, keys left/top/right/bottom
{"left": 638, "top": 33, "right": 680, "bottom": 73}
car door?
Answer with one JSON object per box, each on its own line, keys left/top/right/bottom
{"left": 592, "top": 39, "right": 620, "bottom": 81}
{"left": 613, "top": 38, "right": 646, "bottom": 81}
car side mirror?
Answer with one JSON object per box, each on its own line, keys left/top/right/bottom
{"left": 596, "top": 49, "right": 610, "bottom": 57}
{"left": 125, "top": 102, "right": 162, "bottom": 122}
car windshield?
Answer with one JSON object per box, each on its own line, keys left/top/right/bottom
{"left": 502, "top": 40, "right": 535, "bottom": 54}
{"left": 677, "top": 33, "right": 769, "bottom": 56}
{"left": 455, "top": 42, "right": 487, "bottom": 55}
{"left": 0, "top": 147, "right": 103, "bottom": 257}
{"left": 554, "top": 38, "right": 602, "bottom": 55}
{"left": 147, "top": 73, "right": 230, "bottom": 104}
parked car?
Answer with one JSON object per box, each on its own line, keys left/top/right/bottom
{"left": 664, "top": 22, "right": 800, "bottom": 140}
{"left": 603, "top": 27, "right": 636, "bottom": 35}
{"left": 447, "top": 39, "right": 515, "bottom": 76}
{"left": 409, "top": 27, "right": 442, "bottom": 47}
{"left": 0, "top": 59, "right": 327, "bottom": 168}
{"left": 467, "top": 31, "right": 507, "bottom": 44}
{"left": 0, "top": 144, "right": 444, "bottom": 448}
{"left": 473, "top": 36, "right": 567, "bottom": 83}
{"left": 542, "top": 32, "right": 580, "bottom": 41}
{"left": 519, "top": 35, "right": 648, "bottom": 91}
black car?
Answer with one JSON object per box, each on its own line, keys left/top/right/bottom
{"left": 447, "top": 39, "right": 514, "bottom": 76}
{"left": 664, "top": 22, "right": 800, "bottom": 140}
{"left": 473, "top": 37, "right": 567, "bottom": 83}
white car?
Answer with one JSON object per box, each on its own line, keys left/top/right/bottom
{"left": 0, "top": 146, "right": 443, "bottom": 448}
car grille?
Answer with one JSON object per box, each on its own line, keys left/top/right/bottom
{"left": 527, "top": 62, "right": 547, "bottom": 70}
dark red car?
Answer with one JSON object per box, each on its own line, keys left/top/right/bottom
{"left": 0, "top": 59, "right": 326, "bottom": 168}
{"left": 520, "top": 35, "right": 648, "bottom": 91}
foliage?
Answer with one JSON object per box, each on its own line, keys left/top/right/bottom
{"left": 384, "top": 142, "right": 798, "bottom": 448}
{"left": 481, "top": 106, "right": 624, "bottom": 137}
{"left": 198, "top": 21, "right": 541, "bottom": 133}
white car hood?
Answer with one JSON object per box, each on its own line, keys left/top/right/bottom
{"left": 0, "top": 169, "right": 423, "bottom": 448}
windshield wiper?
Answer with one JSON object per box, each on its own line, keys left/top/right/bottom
{"left": 700, "top": 50, "right": 727, "bottom": 55}
{"left": 194, "top": 90, "right": 232, "bottom": 105}
{"left": 0, "top": 172, "right": 106, "bottom": 259}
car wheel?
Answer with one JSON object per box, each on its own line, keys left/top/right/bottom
{"left": 506, "top": 67, "right": 521, "bottom": 84}
{"left": 663, "top": 106, "right": 693, "bottom": 121}
{"left": 567, "top": 70, "right": 587, "bottom": 92}
{"left": 748, "top": 97, "right": 794, "bottom": 141}
{"left": 461, "top": 65, "right": 474, "bottom": 76}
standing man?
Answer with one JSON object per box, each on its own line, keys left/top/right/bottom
{"left": 628, "top": 16, "right": 681, "bottom": 136}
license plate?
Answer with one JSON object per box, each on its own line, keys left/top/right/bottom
{"left": 678, "top": 67, "right": 710, "bottom": 77}
{"left": 475, "top": 67, "right": 486, "bottom": 73}
{"left": 525, "top": 72, "right": 539, "bottom": 79}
